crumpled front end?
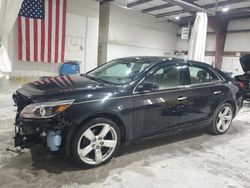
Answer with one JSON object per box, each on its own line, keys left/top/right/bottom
{"left": 12, "top": 92, "right": 71, "bottom": 152}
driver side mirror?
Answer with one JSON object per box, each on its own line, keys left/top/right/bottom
{"left": 137, "top": 82, "right": 159, "bottom": 92}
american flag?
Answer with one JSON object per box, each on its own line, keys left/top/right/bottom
{"left": 18, "top": 0, "right": 67, "bottom": 63}
{"left": 33, "top": 75, "right": 76, "bottom": 93}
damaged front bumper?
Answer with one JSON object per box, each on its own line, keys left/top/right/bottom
{"left": 12, "top": 92, "right": 74, "bottom": 152}
{"left": 14, "top": 117, "right": 70, "bottom": 152}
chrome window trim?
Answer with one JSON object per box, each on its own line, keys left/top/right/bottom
{"left": 133, "top": 80, "right": 222, "bottom": 95}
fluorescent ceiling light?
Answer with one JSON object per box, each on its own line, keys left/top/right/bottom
{"left": 175, "top": 16, "right": 180, "bottom": 20}
{"left": 222, "top": 7, "right": 229, "bottom": 12}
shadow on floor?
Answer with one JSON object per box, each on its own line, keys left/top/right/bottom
{"left": 4, "top": 126, "right": 237, "bottom": 172}
{"left": 1, "top": 120, "right": 247, "bottom": 187}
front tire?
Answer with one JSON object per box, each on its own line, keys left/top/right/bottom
{"left": 209, "top": 103, "right": 234, "bottom": 135}
{"left": 71, "top": 118, "right": 121, "bottom": 167}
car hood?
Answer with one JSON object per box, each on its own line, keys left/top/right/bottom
{"left": 16, "top": 75, "right": 117, "bottom": 101}
{"left": 240, "top": 55, "right": 250, "bottom": 72}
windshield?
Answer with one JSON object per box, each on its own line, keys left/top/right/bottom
{"left": 87, "top": 59, "right": 151, "bottom": 84}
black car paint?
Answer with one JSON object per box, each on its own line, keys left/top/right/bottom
{"left": 13, "top": 57, "right": 243, "bottom": 152}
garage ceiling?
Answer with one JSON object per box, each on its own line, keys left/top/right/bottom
{"left": 105, "top": 0, "right": 250, "bottom": 25}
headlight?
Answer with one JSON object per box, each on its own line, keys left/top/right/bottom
{"left": 20, "top": 100, "right": 74, "bottom": 119}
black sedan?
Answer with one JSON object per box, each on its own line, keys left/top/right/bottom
{"left": 13, "top": 57, "right": 244, "bottom": 167}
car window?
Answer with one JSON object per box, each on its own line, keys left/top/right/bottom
{"left": 104, "top": 63, "right": 136, "bottom": 77}
{"left": 189, "top": 66, "right": 219, "bottom": 84}
{"left": 87, "top": 59, "right": 151, "bottom": 84}
{"left": 146, "top": 65, "right": 184, "bottom": 90}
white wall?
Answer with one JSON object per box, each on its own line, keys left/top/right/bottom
{"left": 106, "top": 43, "right": 173, "bottom": 61}
{"left": 7, "top": 0, "right": 99, "bottom": 77}
{"left": 99, "top": 4, "right": 178, "bottom": 63}
{"left": 176, "top": 18, "right": 250, "bottom": 75}
{"left": 222, "top": 18, "right": 250, "bottom": 75}
{"left": 176, "top": 34, "right": 215, "bottom": 65}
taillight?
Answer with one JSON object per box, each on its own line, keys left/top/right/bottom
{"left": 239, "top": 81, "right": 247, "bottom": 89}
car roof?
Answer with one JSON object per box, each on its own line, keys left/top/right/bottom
{"left": 115, "top": 56, "right": 214, "bottom": 68}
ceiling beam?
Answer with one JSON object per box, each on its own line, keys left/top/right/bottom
{"left": 204, "top": 0, "right": 249, "bottom": 9}
{"left": 156, "top": 9, "right": 186, "bottom": 18}
{"left": 222, "top": 7, "right": 250, "bottom": 15}
{"left": 155, "top": 0, "right": 249, "bottom": 20}
{"left": 176, "top": 16, "right": 194, "bottom": 25}
{"left": 142, "top": 0, "right": 198, "bottom": 13}
{"left": 162, "top": 0, "right": 214, "bottom": 15}
{"left": 177, "top": 7, "right": 250, "bottom": 24}
{"left": 97, "top": 0, "right": 114, "bottom": 4}
{"left": 228, "top": 12, "right": 250, "bottom": 19}
{"left": 142, "top": 3, "right": 172, "bottom": 13}
{"left": 127, "top": 0, "right": 152, "bottom": 8}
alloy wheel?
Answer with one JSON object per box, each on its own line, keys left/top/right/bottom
{"left": 77, "top": 123, "right": 118, "bottom": 165}
{"left": 216, "top": 106, "right": 233, "bottom": 133}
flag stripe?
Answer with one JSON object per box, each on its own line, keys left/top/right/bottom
{"left": 25, "top": 17, "right": 30, "bottom": 61}
{"left": 54, "top": 0, "right": 60, "bottom": 63}
{"left": 50, "top": 78, "right": 61, "bottom": 87}
{"left": 66, "top": 75, "right": 74, "bottom": 85}
{"left": 47, "top": 0, "right": 53, "bottom": 63}
{"left": 34, "top": 19, "right": 38, "bottom": 62}
{"left": 30, "top": 19, "right": 34, "bottom": 62}
{"left": 51, "top": 0, "right": 56, "bottom": 63}
{"left": 58, "top": 0, "right": 63, "bottom": 63}
{"left": 61, "top": 76, "right": 71, "bottom": 86}
{"left": 44, "top": 0, "right": 48, "bottom": 62}
{"left": 61, "top": 0, "right": 66, "bottom": 63}
{"left": 18, "top": 17, "right": 22, "bottom": 60}
{"left": 37, "top": 19, "right": 41, "bottom": 61}
{"left": 21, "top": 17, "right": 26, "bottom": 61}
{"left": 41, "top": 19, "right": 45, "bottom": 62}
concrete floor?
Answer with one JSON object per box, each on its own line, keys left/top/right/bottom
{"left": 0, "top": 79, "right": 250, "bottom": 188}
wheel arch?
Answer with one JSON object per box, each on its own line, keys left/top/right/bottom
{"left": 65, "top": 112, "right": 127, "bottom": 160}
{"left": 224, "top": 100, "right": 237, "bottom": 117}
{"left": 80, "top": 112, "right": 127, "bottom": 142}
{"left": 211, "top": 99, "right": 237, "bottom": 121}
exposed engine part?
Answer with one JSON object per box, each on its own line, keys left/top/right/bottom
{"left": 47, "top": 130, "right": 62, "bottom": 151}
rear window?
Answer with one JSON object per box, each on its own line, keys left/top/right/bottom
{"left": 189, "top": 65, "right": 219, "bottom": 84}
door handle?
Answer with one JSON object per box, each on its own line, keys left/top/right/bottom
{"left": 213, "top": 91, "right": 221, "bottom": 95}
{"left": 177, "top": 96, "right": 187, "bottom": 101}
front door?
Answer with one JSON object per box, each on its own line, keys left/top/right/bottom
{"left": 132, "top": 63, "right": 190, "bottom": 138}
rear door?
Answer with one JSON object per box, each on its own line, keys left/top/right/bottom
{"left": 184, "top": 63, "right": 223, "bottom": 124}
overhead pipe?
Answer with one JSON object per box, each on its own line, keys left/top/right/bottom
{"left": 214, "top": 0, "right": 218, "bottom": 14}
{"left": 162, "top": 0, "right": 215, "bottom": 16}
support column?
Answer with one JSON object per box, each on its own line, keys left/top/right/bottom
{"left": 98, "top": 3, "right": 110, "bottom": 65}
{"left": 215, "top": 31, "right": 227, "bottom": 69}
{"left": 208, "top": 16, "right": 228, "bottom": 69}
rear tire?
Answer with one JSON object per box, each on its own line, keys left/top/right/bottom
{"left": 209, "top": 103, "right": 234, "bottom": 135}
{"left": 71, "top": 118, "right": 121, "bottom": 168}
